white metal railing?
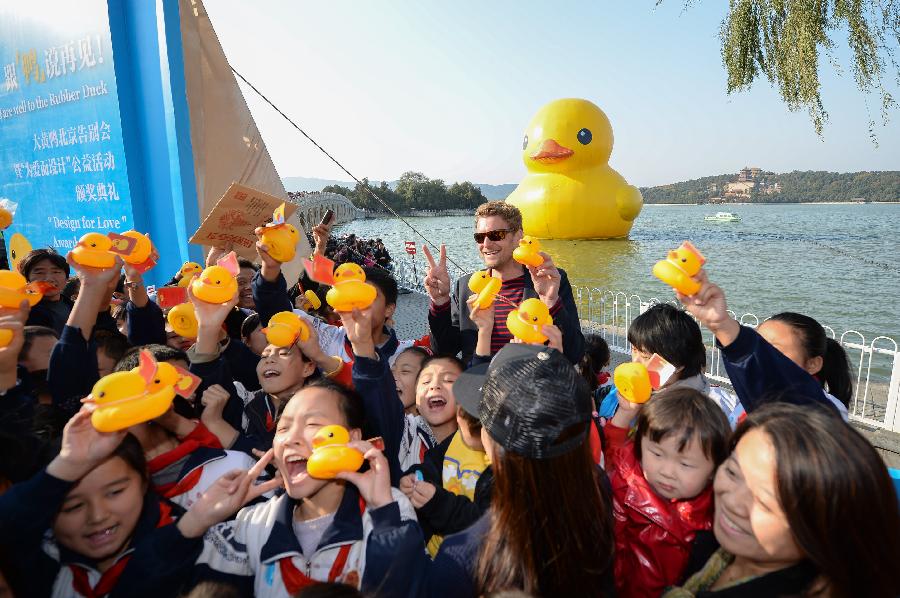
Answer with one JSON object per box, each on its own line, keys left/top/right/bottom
{"left": 573, "top": 287, "right": 900, "bottom": 434}
{"left": 391, "top": 255, "right": 900, "bottom": 433}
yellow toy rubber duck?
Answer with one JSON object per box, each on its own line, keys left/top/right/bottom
{"left": 0, "top": 328, "right": 12, "bottom": 347}
{"left": 263, "top": 311, "right": 311, "bottom": 347}
{"left": 259, "top": 222, "right": 300, "bottom": 263}
{"left": 467, "top": 270, "right": 502, "bottom": 309}
{"left": 0, "top": 206, "right": 12, "bottom": 230}
{"left": 512, "top": 236, "right": 544, "bottom": 267}
{"left": 652, "top": 241, "right": 706, "bottom": 296}
{"left": 613, "top": 362, "right": 653, "bottom": 405}
{"left": 326, "top": 263, "right": 377, "bottom": 312}
{"left": 8, "top": 233, "right": 32, "bottom": 272}
{"left": 506, "top": 298, "right": 553, "bottom": 344}
{"left": 306, "top": 425, "right": 364, "bottom": 480}
{"left": 507, "top": 98, "right": 643, "bottom": 239}
{"left": 0, "top": 270, "right": 50, "bottom": 308}
{"left": 167, "top": 302, "right": 199, "bottom": 339}
{"left": 191, "top": 265, "right": 239, "bottom": 304}
{"left": 178, "top": 262, "right": 202, "bottom": 287}
{"left": 71, "top": 233, "right": 116, "bottom": 269}
{"left": 90, "top": 351, "right": 176, "bottom": 432}
{"left": 118, "top": 230, "right": 152, "bottom": 265}
{"left": 302, "top": 290, "right": 322, "bottom": 311}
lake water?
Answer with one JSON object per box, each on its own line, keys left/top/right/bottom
{"left": 337, "top": 203, "right": 900, "bottom": 345}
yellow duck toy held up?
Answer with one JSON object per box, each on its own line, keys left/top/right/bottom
{"left": 326, "top": 263, "right": 377, "bottom": 312}
{"left": 468, "top": 270, "right": 502, "bottom": 309}
{"left": 167, "top": 302, "right": 199, "bottom": 339}
{"left": 90, "top": 351, "right": 176, "bottom": 432}
{"left": 506, "top": 298, "right": 553, "bottom": 344}
{"left": 512, "top": 236, "right": 545, "bottom": 267}
{"left": 71, "top": 233, "right": 117, "bottom": 269}
{"left": 0, "top": 270, "right": 52, "bottom": 308}
{"left": 306, "top": 425, "right": 365, "bottom": 479}
{"left": 258, "top": 203, "right": 301, "bottom": 263}
{"left": 613, "top": 362, "right": 653, "bottom": 405}
{"left": 178, "top": 262, "right": 202, "bottom": 287}
{"left": 118, "top": 230, "right": 152, "bottom": 265}
{"left": 191, "top": 265, "right": 238, "bottom": 304}
{"left": 507, "top": 98, "right": 643, "bottom": 239}
{"left": 652, "top": 241, "right": 706, "bottom": 296}
{"left": 263, "top": 311, "right": 311, "bottom": 347}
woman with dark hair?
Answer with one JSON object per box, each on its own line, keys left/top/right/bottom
{"left": 665, "top": 403, "right": 900, "bottom": 597}
{"left": 426, "top": 344, "right": 615, "bottom": 597}
{"left": 677, "top": 270, "right": 848, "bottom": 421}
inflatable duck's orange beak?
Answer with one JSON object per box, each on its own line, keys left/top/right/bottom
{"left": 531, "top": 139, "right": 573, "bottom": 163}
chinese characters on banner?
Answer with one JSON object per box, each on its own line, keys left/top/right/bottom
{"left": 0, "top": 1, "right": 134, "bottom": 265}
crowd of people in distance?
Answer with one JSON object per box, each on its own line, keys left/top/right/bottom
{"left": 0, "top": 200, "right": 898, "bottom": 598}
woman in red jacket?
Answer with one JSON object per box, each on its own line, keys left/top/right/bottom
{"left": 605, "top": 387, "right": 731, "bottom": 598}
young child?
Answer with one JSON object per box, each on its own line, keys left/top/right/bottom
{"left": 599, "top": 304, "right": 738, "bottom": 422}
{"left": 580, "top": 333, "right": 613, "bottom": 412}
{"left": 187, "top": 286, "right": 347, "bottom": 454}
{"left": 344, "top": 306, "right": 461, "bottom": 483}
{"left": 193, "top": 379, "right": 422, "bottom": 596}
{"left": 0, "top": 410, "right": 273, "bottom": 598}
{"left": 391, "top": 346, "right": 429, "bottom": 414}
{"left": 240, "top": 313, "right": 268, "bottom": 356}
{"left": 605, "top": 387, "right": 731, "bottom": 598}
{"left": 402, "top": 396, "right": 490, "bottom": 557}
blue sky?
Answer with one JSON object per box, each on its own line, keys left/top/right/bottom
{"left": 204, "top": 1, "right": 900, "bottom": 187}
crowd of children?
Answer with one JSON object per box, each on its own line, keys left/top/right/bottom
{"left": 0, "top": 200, "right": 898, "bottom": 598}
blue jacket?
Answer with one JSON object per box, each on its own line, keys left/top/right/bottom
{"left": 125, "top": 300, "right": 167, "bottom": 346}
{"left": 48, "top": 325, "right": 100, "bottom": 416}
{"left": 0, "top": 468, "right": 201, "bottom": 598}
{"left": 719, "top": 325, "right": 840, "bottom": 418}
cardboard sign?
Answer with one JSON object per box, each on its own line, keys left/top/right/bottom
{"left": 189, "top": 182, "right": 311, "bottom": 286}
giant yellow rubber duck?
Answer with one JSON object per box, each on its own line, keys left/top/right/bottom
{"left": 506, "top": 98, "right": 643, "bottom": 239}
{"left": 326, "top": 263, "right": 376, "bottom": 312}
{"left": 307, "top": 425, "right": 364, "bottom": 479}
{"left": 90, "top": 351, "right": 176, "bottom": 432}
{"left": 71, "top": 233, "right": 117, "bottom": 269}
{"left": 0, "top": 270, "right": 50, "bottom": 308}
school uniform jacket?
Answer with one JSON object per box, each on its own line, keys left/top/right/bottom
{"left": 251, "top": 271, "right": 429, "bottom": 368}
{"left": 193, "top": 485, "right": 422, "bottom": 598}
{"left": 0, "top": 469, "right": 200, "bottom": 598}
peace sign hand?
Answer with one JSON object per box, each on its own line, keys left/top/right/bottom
{"left": 422, "top": 244, "right": 451, "bottom": 306}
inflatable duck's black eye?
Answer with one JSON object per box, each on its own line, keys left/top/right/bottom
{"left": 577, "top": 128, "right": 592, "bottom": 145}
{"left": 522, "top": 135, "right": 528, "bottom": 150}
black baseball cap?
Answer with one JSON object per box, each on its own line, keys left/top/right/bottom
{"left": 453, "top": 344, "right": 593, "bottom": 460}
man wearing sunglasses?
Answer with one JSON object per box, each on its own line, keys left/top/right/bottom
{"left": 423, "top": 201, "right": 584, "bottom": 364}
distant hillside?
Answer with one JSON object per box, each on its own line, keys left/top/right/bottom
{"left": 282, "top": 176, "right": 516, "bottom": 200}
{"left": 641, "top": 171, "right": 900, "bottom": 204}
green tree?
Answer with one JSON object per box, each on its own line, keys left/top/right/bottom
{"left": 664, "top": 1, "right": 899, "bottom": 138}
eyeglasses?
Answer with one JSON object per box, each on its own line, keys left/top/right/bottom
{"left": 474, "top": 229, "right": 511, "bottom": 244}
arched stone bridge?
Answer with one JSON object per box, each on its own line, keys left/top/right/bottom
{"left": 287, "top": 191, "right": 360, "bottom": 229}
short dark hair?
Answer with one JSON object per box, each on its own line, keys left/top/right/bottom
{"left": 95, "top": 330, "right": 131, "bottom": 363}
{"left": 288, "top": 377, "right": 365, "bottom": 431}
{"left": 418, "top": 354, "right": 466, "bottom": 383}
{"left": 18, "top": 248, "right": 69, "bottom": 279}
{"left": 62, "top": 277, "right": 80, "bottom": 301}
{"left": 628, "top": 304, "right": 706, "bottom": 378}
{"left": 115, "top": 344, "right": 189, "bottom": 372}
{"left": 634, "top": 387, "right": 731, "bottom": 467}
{"left": 20, "top": 326, "right": 59, "bottom": 362}
{"left": 362, "top": 267, "right": 398, "bottom": 306}
{"left": 237, "top": 258, "right": 259, "bottom": 272}
{"left": 241, "top": 313, "right": 261, "bottom": 339}
{"left": 110, "top": 433, "right": 149, "bottom": 484}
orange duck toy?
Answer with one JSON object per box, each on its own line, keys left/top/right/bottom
{"left": 652, "top": 241, "right": 706, "bottom": 296}
{"left": 306, "top": 425, "right": 364, "bottom": 479}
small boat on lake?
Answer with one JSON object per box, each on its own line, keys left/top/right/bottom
{"left": 704, "top": 211, "right": 741, "bottom": 222}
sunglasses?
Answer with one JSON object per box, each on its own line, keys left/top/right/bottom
{"left": 474, "top": 229, "right": 511, "bottom": 243}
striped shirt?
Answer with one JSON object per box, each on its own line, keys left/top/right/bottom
{"left": 490, "top": 275, "right": 526, "bottom": 353}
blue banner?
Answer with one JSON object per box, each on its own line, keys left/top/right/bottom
{"left": 0, "top": 1, "right": 133, "bottom": 269}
